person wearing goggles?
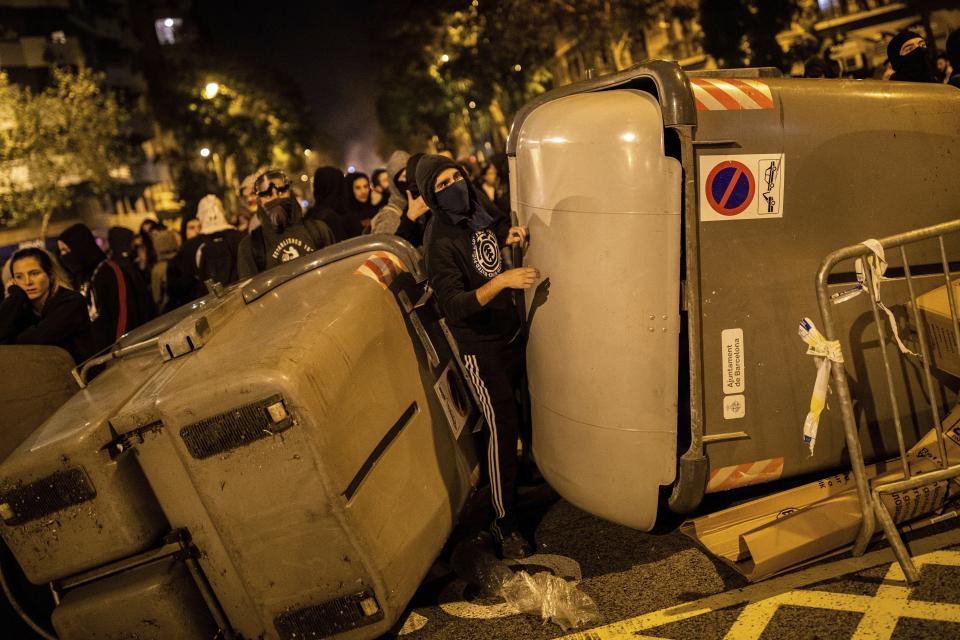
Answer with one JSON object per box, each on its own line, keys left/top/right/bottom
{"left": 236, "top": 169, "right": 336, "bottom": 278}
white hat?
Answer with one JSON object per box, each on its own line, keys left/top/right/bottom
{"left": 196, "top": 195, "right": 234, "bottom": 234}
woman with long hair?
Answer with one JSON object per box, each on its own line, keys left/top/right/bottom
{"left": 340, "top": 172, "right": 378, "bottom": 238}
{"left": 0, "top": 247, "right": 95, "bottom": 363}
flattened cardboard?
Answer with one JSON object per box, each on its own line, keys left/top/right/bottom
{"left": 682, "top": 405, "right": 960, "bottom": 581}
{"left": 916, "top": 280, "right": 960, "bottom": 378}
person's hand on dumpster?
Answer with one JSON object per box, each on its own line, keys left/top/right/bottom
{"left": 498, "top": 267, "right": 540, "bottom": 290}
{"left": 506, "top": 226, "right": 528, "bottom": 247}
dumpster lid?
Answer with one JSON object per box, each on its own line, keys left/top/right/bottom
{"left": 506, "top": 59, "right": 696, "bottom": 156}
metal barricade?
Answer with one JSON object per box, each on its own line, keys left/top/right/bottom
{"left": 816, "top": 218, "right": 960, "bottom": 584}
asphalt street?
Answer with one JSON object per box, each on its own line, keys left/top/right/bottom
{"left": 385, "top": 483, "right": 960, "bottom": 640}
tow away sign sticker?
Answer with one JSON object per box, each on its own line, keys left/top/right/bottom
{"left": 700, "top": 154, "right": 784, "bottom": 222}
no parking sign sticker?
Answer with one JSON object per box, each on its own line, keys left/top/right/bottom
{"left": 699, "top": 153, "right": 785, "bottom": 222}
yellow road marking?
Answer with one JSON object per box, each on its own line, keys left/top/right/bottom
{"left": 562, "top": 526, "right": 960, "bottom": 640}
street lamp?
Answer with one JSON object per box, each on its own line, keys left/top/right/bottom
{"left": 300, "top": 174, "right": 309, "bottom": 182}
{"left": 200, "top": 147, "right": 211, "bottom": 158}
{"left": 304, "top": 148, "right": 312, "bottom": 157}
{"left": 202, "top": 82, "right": 220, "bottom": 99}
{"left": 440, "top": 53, "right": 450, "bottom": 63}
{"left": 163, "top": 18, "right": 174, "bottom": 28}
{"left": 468, "top": 100, "right": 477, "bottom": 109}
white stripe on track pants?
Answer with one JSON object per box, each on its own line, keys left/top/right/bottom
{"left": 461, "top": 342, "right": 524, "bottom": 540}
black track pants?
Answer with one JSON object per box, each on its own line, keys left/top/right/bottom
{"left": 461, "top": 341, "right": 524, "bottom": 539}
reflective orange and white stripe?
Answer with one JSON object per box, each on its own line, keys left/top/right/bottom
{"left": 354, "top": 251, "right": 407, "bottom": 289}
{"left": 706, "top": 457, "right": 784, "bottom": 493}
{"left": 691, "top": 77, "right": 774, "bottom": 111}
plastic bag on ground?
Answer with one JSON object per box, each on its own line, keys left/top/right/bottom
{"left": 500, "top": 570, "right": 599, "bottom": 631}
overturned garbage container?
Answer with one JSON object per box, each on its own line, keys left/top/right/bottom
{"left": 0, "top": 237, "right": 481, "bottom": 640}
{"left": 508, "top": 59, "right": 960, "bottom": 530}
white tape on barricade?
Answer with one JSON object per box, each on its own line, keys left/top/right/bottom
{"left": 831, "top": 239, "right": 917, "bottom": 357}
{"left": 799, "top": 318, "right": 844, "bottom": 455}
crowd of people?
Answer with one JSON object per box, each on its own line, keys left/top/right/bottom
{"left": 0, "top": 152, "right": 510, "bottom": 356}
{"left": 1, "top": 25, "right": 956, "bottom": 558}
{"left": 805, "top": 27, "right": 960, "bottom": 85}
{"left": 0, "top": 146, "right": 532, "bottom": 556}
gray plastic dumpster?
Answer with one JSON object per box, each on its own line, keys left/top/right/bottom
{"left": 109, "top": 246, "right": 479, "bottom": 639}
{"left": 0, "top": 347, "right": 169, "bottom": 583}
{"left": 508, "top": 60, "right": 960, "bottom": 531}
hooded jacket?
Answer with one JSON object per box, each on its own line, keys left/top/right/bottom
{"left": 305, "top": 166, "right": 347, "bottom": 242}
{"left": 415, "top": 154, "right": 518, "bottom": 348}
{"left": 370, "top": 150, "right": 429, "bottom": 245}
{"left": 58, "top": 223, "right": 154, "bottom": 352}
{"left": 108, "top": 227, "right": 135, "bottom": 260}
{"left": 197, "top": 195, "right": 234, "bottom": 234}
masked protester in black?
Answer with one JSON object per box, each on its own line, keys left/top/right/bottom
{"left": 305, "top": 166, "right": 347, "bottom": 242}
{"left": 57, "top": 223, "right": 155, "bottom": 353}
{"left": 416, "top": 154, "right": 539, "bottom": 560}
{"left": 887, "top": 30, "right": 936, "bottom": 83}
{"left": 237, "top": 170, "right": 336, "bottom": 278}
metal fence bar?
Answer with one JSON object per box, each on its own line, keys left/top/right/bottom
{"left": 901, "top": 245, "right": 949, "bottom": 470}
{"left": 862, "top": 258, "right": 911, "bottom": 480}
{"left": 816, "top": 258, "right": 877, "bottom": 555}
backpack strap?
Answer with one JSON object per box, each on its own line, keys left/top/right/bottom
{"left": 252, "top": 226, "right": 266, "bottom": 272}
{"left": 105, "top": 259, "right": 128, "bottom": 339}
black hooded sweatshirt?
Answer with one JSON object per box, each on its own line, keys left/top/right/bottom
{"left": 306, "top": 166, "right": 347, "bottom": 242}
{"left": 236, "top": 198, "right": 336, "bottom": 279}
{"left": 416, "top": 155, "right": 518, "bottom": 350}
{"left": 58, "top": 223, "right": 154, "bottom": 352}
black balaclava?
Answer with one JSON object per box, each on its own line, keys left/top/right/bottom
{"left": 405, "top": 153, "right": 425, "bottom": 199}
{"left": 312, "top": 166, "right": 343, "bottom": 209}
{"left": 415, "top": 154, "right": 494, "bottom": 231}
{"left": 258, "top": 194, "right": 304, "bottom": 234}
{"left": 888, "top": 30, "right": 934, "bottom": 82}
{"left": 58, "top": 223, "right": 106, "bottom": 277}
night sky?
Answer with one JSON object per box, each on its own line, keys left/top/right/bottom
{"left": 194, "top": 0, "right": 385, "bottom": 171}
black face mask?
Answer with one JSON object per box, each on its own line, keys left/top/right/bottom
{"left": 435, "top": 180, "right": 471, "bottom": 217}
{"left": 59, "top": 251, "right": 82, "bottom": 277}
{"left": 396, "top": 178, "right": 409, "bottom": 194}
{"left": 896, "top": 47, "right": 934, "bottom": 81}
{"left": 262, "top": 196, "right": 302, "bottom": 233}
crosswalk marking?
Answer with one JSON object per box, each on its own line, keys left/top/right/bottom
{"left": 560, "top": 527, "right": 960, "bottom": 640}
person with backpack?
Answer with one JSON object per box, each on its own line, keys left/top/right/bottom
{"left": 57, "top": 223, "right": 155, "bottom": 352}
{"left": 194, "top": 194, "right": 244, "bottom": 287}
{"left": 237, "top": 170, "right": 336, "bottom": 278}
